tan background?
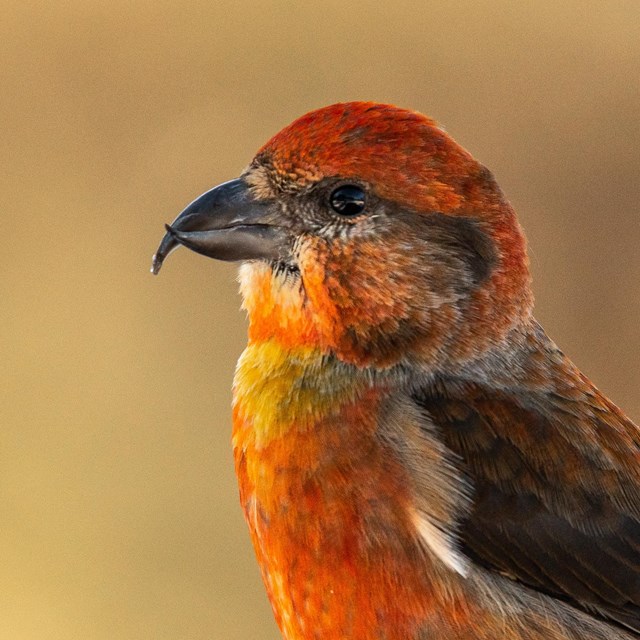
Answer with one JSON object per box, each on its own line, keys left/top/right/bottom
{"left": 1, "top": 2, "right": 639, "bottom": 639}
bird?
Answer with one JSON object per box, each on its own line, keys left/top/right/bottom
{"left": 152, "top": 102, "right": 640, "bottom": 639}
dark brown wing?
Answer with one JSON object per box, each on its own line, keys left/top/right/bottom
{"left": 417, "top": 372, "right": 640, "bottom": 634}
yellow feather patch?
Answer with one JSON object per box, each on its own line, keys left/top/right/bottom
{"left": 233, "top": 340, "right": 368, "bottom": 449}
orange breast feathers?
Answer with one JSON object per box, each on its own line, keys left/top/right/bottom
{"left": 232, "top": 340, "right": 445, "bottom": 639}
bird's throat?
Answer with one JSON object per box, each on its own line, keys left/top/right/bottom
{"left": 239, "top": 261, "right": 324, "bottom": 351}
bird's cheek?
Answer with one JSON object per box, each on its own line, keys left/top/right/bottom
{"left": 297, "top": 245, "right": 415, "bottom": 363}
{"left": 297, "top": 246, "right": 342, "bottom": 347}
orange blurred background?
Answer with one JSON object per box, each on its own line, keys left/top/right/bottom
{"left": 1, "top": 2, "right": 638, "bottom": 638}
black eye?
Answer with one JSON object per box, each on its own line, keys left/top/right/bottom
{"left": 329, "top": 185, "right": 366, "bottom": 217}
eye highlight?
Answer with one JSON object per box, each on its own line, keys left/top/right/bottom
{"left": 329, "top": 185, "right": 366, "bottom": 217}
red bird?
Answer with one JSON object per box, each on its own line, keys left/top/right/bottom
{"left": 153, "top": 102, "right": 640, "bottom": 639}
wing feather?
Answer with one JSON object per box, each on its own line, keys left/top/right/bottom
{"left": 417, "top": 378, "right": 640, "bottom": 634}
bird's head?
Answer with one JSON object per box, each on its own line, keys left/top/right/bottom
{"left": 153, "top": 102, "right": 533, "bottom": 368}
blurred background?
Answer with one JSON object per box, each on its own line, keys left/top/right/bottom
{"left": 1, "top": 1, "right": 639, "bottom": 638}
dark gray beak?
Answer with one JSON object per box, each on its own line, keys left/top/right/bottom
{"left": 151, "top": 178, "right": 288, "bottom": 275}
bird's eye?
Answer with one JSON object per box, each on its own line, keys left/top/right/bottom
{"left": 329, "top": 185, "right": 366, "bottom": 217}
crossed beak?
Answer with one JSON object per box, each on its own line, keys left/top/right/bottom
{"left": 151, "top": 178, "right": 289, "bottom": 275}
